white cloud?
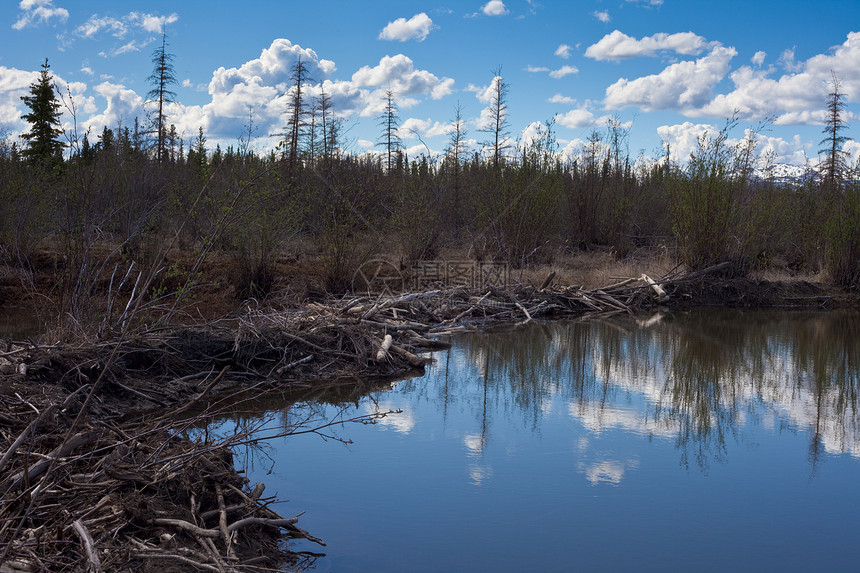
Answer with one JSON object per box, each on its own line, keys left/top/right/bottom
{"left": 378, "top": 13, "right": 434, "bottom": 42}
{"left": 548, "top": 93, "right": 576, "bottom": 105}
{"left": 468, "top": 75, "right": 503, "bottom": 105}
{"left": 482, "top": 0, "right": 508, "bottom": 16}
{"left": 81, "top": 81, "right": 145, "bottom": 134}
{"left": 778, "top": 47, "right": 803, "bottom": 72}
{"left": 699, "top": 33, "right": 860, "bottom": 125}
{"left": 76, "top": 12, "right": 178, "bottom": 40}
{"left": 604, "top": 46, "right": 736, "bottom": 112}
{"left": 625, "top": 0, "right": 663, "bottom": 5}
{"left": 550, "top": 65, "right": 578, "bottom": 79}
{"left": 657, "top": 125, "right": 812, "bottom": 167}
{"left": 843, "top": 140, "right": 860, "bottom": 164}
{"left": 400, "top": 117, "right": 453, "bottom": 139}
{"left": 555, "top": 107, "right": 611, "bottom": 129}
{"left": 757, "top": 133, "right": 811, "bottom": 165}
{"left": 0, "top": 66, "right": 39, "bottom": 130}
{"left": 555, "top": 44, "right": 572, "bottom": 59}
{"left": 657, "top": 122, "right": 715, "bottom": 163}
{"left": 111, "top": 40, "right": 151, "bottom": 56}
{"left": 13, "top": 0, "right": 68, "bottom": 30}
{"left": 352, "top": 54, "right": 452, "bottom": 98}
{"left": 751, "top": 50, "right": 766, "bottom": 67}
{"left": 585, "top": 29, "right": 711, "bottom": 61}
{"left": 592, "top": 10, "right": 610, "bottom": 23}
{"left": 209, "top": 39, "right": 333, "bottom": 98}
{"left": 76, "top": 16, "right": 127, "bottom": 39}
{"left": 526, "top": 65, "right": 549, "bottom": 73}
{"left": 132, "top": 11, "right": 179, "bottom": 34}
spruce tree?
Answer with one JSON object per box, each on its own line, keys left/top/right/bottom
{"left": 819, "top": 72, "right": 849, "bottom": 191}
{"left": 378, "top": 88, "right": 402, "bottom": 172}
{"left": 147, "top": 31, "right": 177, "bottom": 163}
{"left": 481, "top": 66, "right": 510, "bottom": 170}
{"left": 284, "top": 57, "right": 310, "bottom": 176}
{"left": 20, "top": 58, "right": 64, "bottom": 162}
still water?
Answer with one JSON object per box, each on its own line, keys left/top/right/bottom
{"left": 231, "top": 310, "right": 860, "bottom": 572}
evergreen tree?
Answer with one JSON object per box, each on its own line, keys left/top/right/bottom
{"left": 147, "top": 31, "right": 177, "bottom": 163}
{"left": 378, "top": 88, "right": 402, "bottom": 172}
{"left": 480, "top": 66, "right": 510, "bottom": 170}
{"left": 819, "top": 72, "right": 849, "bottom": 190}
{"left": 284, "top": 56, "right": 310, "bottom": 176}
{"left": 20, "top": 58, "right": 64, "bottom": 162}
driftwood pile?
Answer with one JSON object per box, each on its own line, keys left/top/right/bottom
{"left": 0, "top": 377, "right": 325, "bottom": 572}
{"left": 0, "top": 269, "right": 697, "bottom": 571}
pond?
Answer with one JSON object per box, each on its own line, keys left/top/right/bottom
{"left": 225, "top": 309, "right": 860, "bottom": 572}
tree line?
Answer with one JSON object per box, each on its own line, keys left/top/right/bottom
{"left": 1, "top": 40, "right": 858, "bottom": 329}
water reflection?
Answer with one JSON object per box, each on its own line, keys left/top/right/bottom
{"left": 233, "top": 310, "right": 860, "bottom": 573}
{"left": 441, "top": 310, "right": 860, "bottom": 472}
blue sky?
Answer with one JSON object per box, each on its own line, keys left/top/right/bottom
{"left": 2, "top": 0, "right": 859, "bottom": 167}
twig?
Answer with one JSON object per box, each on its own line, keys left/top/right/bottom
{"left": 71, "top": 519, "right": 102, "bottom": 573}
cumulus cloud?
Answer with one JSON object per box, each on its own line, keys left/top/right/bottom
{"left": 751, "top": 50, "right": 766, "bottom": 67}
{"left": 550, "top": 65, "right": 578, "bottom": 79}
{"left": 657, "top": 125, "right": 812, "bottom": 167}
{"left": 585, "top": 29, "right": 711, "bottom": 61}
{"left": 657, "top": 122, "right": 714, "bottom": 162}
{"left": 378, "top": 13, "right": 434, "bottom": 42}
{"left": 482, "top": 1, "right": 508, "bottom": 16}
{"left": 604, "top": 46, "right": 736, "bottom": 112}
{"left": 756, "top": 133, "right": 812, "bottom": 165}
{"left": 555, "top": 44, "right": 572, "bottom": 59}
{"left": 555, "top": 107, "right": 611, "bottom": 129}
{"left": 700, "top": 33, "right": 860, "bottom": 125}
{"left": 468, "top": 75, "right": 503, "bottom": 105}
{"left": 843, "top": 140, "right": 860, "bottom": 164}
{"left": 548, "top": 93, "right": 576, "bottom": 105}
{"left": 134, "top": 11, "right": 178, "bottom": 33}
{"left": 197, "top": 39, "right": 343, "bottom": 141}
{"left": 526, "top": 65, "right": 549, "bottom": 73}
{"left": 12, "top": 0, "right": 68, "bottom": 30}
{"left": 592, "top": 10, "right": 610, "bottom": 23}
{"left": 399, "top": 117, "right": 453, "bottom": 139}
{"left": 0, "top": 66, "right": 40, "bottom": 129}
{"left": 351, "top": 54, "right": 454, "bottom": 114}
{"left": 81, "top": 81, "right": 145, "bottom": 134}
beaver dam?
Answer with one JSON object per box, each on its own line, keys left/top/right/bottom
{"left": 0, "top": 265, "right": 853, "bottom": 572}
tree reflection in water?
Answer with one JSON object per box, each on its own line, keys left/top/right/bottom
{"left": 440, "top": 309, "right": 860, "bottom": 471}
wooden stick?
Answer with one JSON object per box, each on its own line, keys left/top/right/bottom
{"left": 276, "top": 355, "right": 313, "bottom": 376}
{"left": 508, "top": 293, "right": 532, "bottom": 323}
{"left": 7, "top": 430, "right": 101, "bottom": 491}
{"left": 640, "top": 274, "right": 670, "bottom": 302}
{"left": 71, "top": 519, "right": 102, "bottom": 573}
{"left": 390, "top": 345, "right": 430, "bottom": 367}
{"left": 375, "top": 334, "right": 393, "bottom": 361}
{"left": 215, "top": 483, "right": 235, "bottom": 559}
{"left": 149, "top": 518, "right": 220, "bottom": 538}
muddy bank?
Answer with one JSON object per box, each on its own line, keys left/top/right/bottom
{"left": 1, "top": 266, "right": 857, "bottom": 571}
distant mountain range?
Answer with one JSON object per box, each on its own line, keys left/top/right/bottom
{"left": 757, "top": 162, "right": 811, "bottom": 182}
